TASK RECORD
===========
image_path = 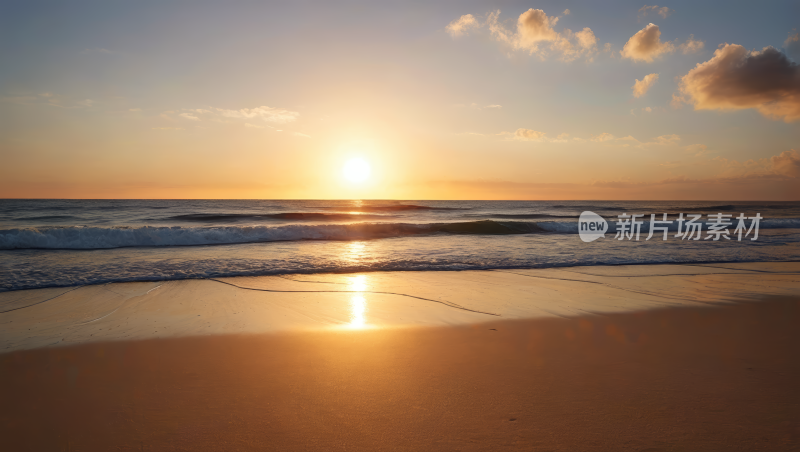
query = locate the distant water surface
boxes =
[1,200,798,291]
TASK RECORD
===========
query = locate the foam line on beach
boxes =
[3,263,800,354]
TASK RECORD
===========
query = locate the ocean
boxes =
[1,199,799,292]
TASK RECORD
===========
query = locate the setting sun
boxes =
[342,158,371,183]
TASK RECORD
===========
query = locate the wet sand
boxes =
[3,263,800,353]
[2,296,800,451]
[2,263,800,450]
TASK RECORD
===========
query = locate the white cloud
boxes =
[563,9,571,16]
[216,106,299,123]
[446,14,479,37]
[684,144,713,157]
[451,8,598,62]
[513,128,547,141]
[638,5,672,20]
[454,103,502,110]
[179,112,200,121]
[620,24,674,62]
[679,35,705,54]
[785,31,800,61]
[653,134,680,145]
[632,73,659,97]
[591,132,615,142]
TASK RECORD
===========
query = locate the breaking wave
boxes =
[0,221,540,250]
[165,212,390,222]
[1,218,797,250]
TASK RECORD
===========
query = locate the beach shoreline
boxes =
[2,294,799,451]
[2,262,800,450]
[2,262,800,353]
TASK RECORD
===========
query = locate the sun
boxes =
[342,158,371,183]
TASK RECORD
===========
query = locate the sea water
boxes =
[1,200,799,291]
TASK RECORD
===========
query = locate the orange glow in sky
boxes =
[0,3,797,200]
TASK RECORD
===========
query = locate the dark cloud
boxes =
[678,44,800,122]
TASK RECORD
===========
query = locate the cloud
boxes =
[454,103,502,110]
[653,134,680,145]
[591,132,615,142]
[679,35,705,54]
[591,150,800,190]
[476,9,597,61]
[513,128,546,141]
[583,133,680,146]
[684,144,713,157]
[632,73,659,97]
[786,32,800,61]
[563,9,571,15]
[216,106,299,123]
[620,24,675,62]
[676,44,800,122]
[770,149,800,177]
[244,123,263,129]
[659,161,681,169]
[152,127,184,130]
[638,5,672,20]
[713,149,800,180]
[128,108,141,112]
[292,132,311,138]
[446,14,479,37]
[179,112,200,121]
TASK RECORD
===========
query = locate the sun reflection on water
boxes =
[346,241,367,264]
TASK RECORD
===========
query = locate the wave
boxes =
[166,212,390,222]
[681,204,737,211]
[0,220,540,250]
[1,218,797,250]
[537,218,800,234]
[322,204,466,212]
[12,215,78,221]
[467,213,576,220]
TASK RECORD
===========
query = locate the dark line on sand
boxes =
[205,278,500,317]
[0,286,84,314]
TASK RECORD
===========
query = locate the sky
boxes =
[1,0,799,200]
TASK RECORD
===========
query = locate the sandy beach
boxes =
[2,263,800,450]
